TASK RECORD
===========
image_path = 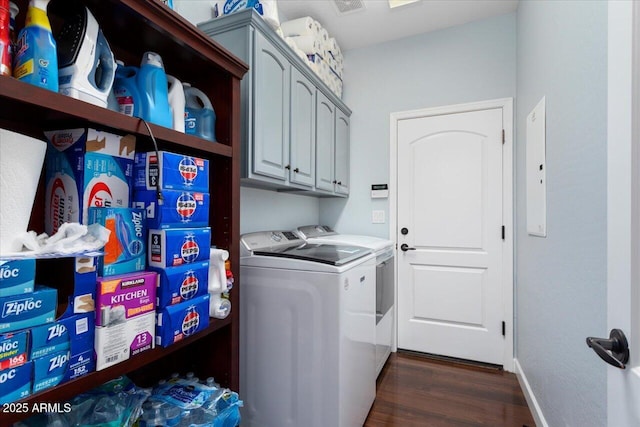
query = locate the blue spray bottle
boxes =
[13,0,58,92]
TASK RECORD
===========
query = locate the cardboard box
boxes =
[151,261,210,309]
[134,151,209,192]
[0,361,32,404]
[0,330,29,370]
[44,128,136,235]
[36,256,97,316]
[0,286,57,334]
[29,312,94,359]
[89,207,146,277]
[148,228,211,268]
[0,258,35,298]
[156,294,210,347]
[32,349,70,393]
[133,189,210,229]
[95,271,157,371]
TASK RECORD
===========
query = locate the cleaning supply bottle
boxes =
[113,60,140,117]
[13,0,58,92]
[137,51,172,128]
[167,74,185,133]
[183,82,216,142]
[0,0,10,76]
[8,2,17,68]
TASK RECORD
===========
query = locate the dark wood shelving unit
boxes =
[0,0,248,424]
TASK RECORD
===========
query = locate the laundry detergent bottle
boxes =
[167,74,185,133]
[184,83,216,142]
[13,0,58,92]
[113,60,140,117]
[137,51,172,128]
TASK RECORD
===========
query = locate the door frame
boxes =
[389,98,514,371]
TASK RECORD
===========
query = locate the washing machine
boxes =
[296,225,395,376]
[240,230,377,427]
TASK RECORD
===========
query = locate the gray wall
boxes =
[515,1,607,426]
[319,13,517,238]
[240,187,320,234]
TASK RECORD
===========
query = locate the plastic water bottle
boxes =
[167,74,185,133]
[13,0,58,91]
[183,83,216,142]
[138,51,172,128]
[113,60,140,117]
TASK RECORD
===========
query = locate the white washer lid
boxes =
[305,234,393,252]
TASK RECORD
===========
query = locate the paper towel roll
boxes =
[281,16,317,37]
[290,35,321,55]
[0,129,47,255]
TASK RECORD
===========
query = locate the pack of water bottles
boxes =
[136,372,242,427]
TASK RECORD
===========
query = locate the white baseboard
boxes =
[514,358,549,427]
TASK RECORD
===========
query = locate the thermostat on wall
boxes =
[371,184,389,199]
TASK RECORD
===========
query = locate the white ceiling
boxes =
[277,0,519,51]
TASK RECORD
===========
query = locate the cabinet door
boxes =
[334,109,350,195]
[253,31,290,180]
[315,91,335,192]
[290,67,315,187]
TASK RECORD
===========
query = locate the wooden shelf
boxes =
[0,317,232,425]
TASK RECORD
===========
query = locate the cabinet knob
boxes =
[337,181,342,185]
[332,180,337,184]
[285,164,291,170]
[294,168,299,173]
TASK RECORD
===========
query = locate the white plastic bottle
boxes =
[167,74,185,133]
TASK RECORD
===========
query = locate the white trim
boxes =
[389,97,514,371]
[515,358,549,427]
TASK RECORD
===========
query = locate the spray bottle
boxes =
[208,247,231,319]
[13,0,58,92]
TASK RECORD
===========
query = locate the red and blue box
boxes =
[133,189,210,229]
[134,151,209,192]
[148,227,211,268]
[0,330,29,370]
[150,261,210,309]
[156,294,210,347]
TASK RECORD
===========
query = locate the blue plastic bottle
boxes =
[13,0,58,92]
[138,51,172,128]
[183,83,216,142]
[113,61,141,117]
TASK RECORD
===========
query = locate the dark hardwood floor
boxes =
[364,352,536,427]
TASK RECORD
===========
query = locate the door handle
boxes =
[400,244,415,252]
[586,329,629,369]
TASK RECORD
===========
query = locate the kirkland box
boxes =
[95,271,157,371]
[0,361,32,404]
[0,258,35,297]
[0,285,57,334]
[44,128,136,235]
[134,151,209,192]
[0,330,29,370]
[89,207,146,277]
[148,227,211,268]
[151,261,210,309]
[133,189,210,229]
[156,294,210,347]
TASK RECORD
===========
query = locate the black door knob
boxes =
[401,227,409,235]
[586,329,629,369]
[400,243,415,252]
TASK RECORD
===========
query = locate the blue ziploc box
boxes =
[37,256,97,316]
[134,151,209,192]
[133,189,210,229]
[32,349,70,393]
[151,261,210,309]
[148,227,211,268]
[29,312,94,359]
[0,361,32,404]
[88,207,147,277]
[44,128,136,235]
[156,294,210,347]
[0,258,35,298]
[0,330,29,370]
[0,285,57,334]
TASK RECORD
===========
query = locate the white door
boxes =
[602,2,640,425]
[395,101,512,367]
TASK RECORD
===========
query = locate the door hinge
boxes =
[501,225,505,240]
[502,321,506,336]
[502,129,505,144]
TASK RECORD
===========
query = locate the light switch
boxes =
[372,210,385,224]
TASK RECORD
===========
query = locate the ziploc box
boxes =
[95,271,157,371]
[0,258,35,297]
[133,189,210,229]
[148,227,211,268]
[44,128,136,235]
[32,349,70,393]
[0,330,29,370]
[37,256,97,315]
[0,361,32,404]
[0,285,57,334]
[151,261,210,309]
[89,207,147,277]
[156,294,210,347]
[134,151,209,192]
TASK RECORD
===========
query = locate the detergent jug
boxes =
[167,74,185,133]
[184,83,216,142]
[113,60,140,117]
[138,51,172,128]
[13,0,58,92]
